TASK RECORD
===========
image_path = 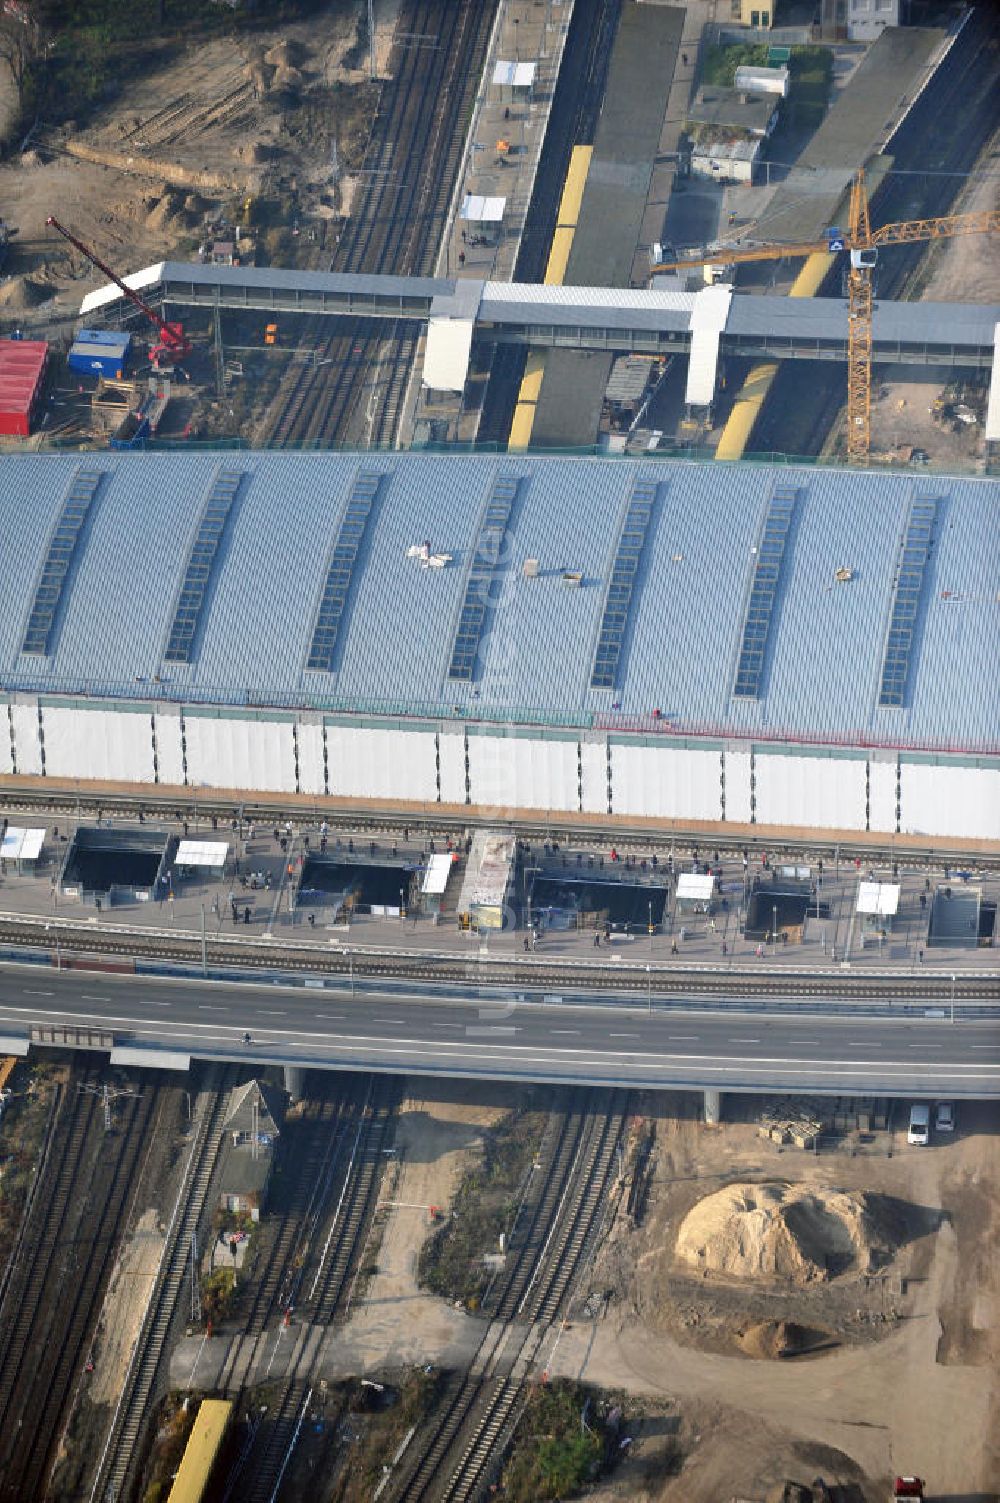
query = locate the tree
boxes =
[0,17,36,113]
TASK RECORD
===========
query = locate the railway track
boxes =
[89,1066,234,1503]
[0,1060,161,1502]
[2,913,995,1005]
[264,0,494,449]
[219,1077,399,1503]
[213,1072,371,1402]
[2,784,993,874]
[386,1089,629,1502]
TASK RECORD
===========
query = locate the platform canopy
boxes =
[421,852,454,895]
[856,881,900,917]
[460,194,506,223]
[174,839,229,868]
[1,827,44,861]
[676,872,716,902]
[493,59,536,88]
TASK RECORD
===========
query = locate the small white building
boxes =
[734,65,789,99]
[690,137,762,184]
[845,0,903,43]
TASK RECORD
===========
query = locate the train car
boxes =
[166,1397,233,1503]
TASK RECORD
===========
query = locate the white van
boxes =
[907,1103,930,1146]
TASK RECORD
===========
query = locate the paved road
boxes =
[1,965,998,1097]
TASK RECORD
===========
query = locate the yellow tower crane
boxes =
[652,170,1000,462]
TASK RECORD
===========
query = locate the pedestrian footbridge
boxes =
[81,261,1000,410]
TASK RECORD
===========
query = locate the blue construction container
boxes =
[68,329,131,379]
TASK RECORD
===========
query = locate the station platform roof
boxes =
[2,452,998,758]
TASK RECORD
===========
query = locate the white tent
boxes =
[174,839,229,869]
[460,195,506,223]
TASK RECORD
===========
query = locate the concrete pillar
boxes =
[703,1089,722,1125]
[284,1065,305,1102]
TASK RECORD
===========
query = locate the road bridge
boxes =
[80,264,1000,400]
[1,962,997,1102]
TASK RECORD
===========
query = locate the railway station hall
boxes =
[1,450,998,844]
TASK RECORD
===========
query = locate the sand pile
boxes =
[0,275,48,310]
[676,1182,900,1284]
[145,192,198,232]
[738,1319,827,1360]
[264,39,304,69]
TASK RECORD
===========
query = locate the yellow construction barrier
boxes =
[715,251,833,461]
[509,145,593,450]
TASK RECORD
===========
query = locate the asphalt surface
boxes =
[1,965,998,1099]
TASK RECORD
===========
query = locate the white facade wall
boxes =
[580,739,607,814]
[867,754,898,834]
[467,735,578,812]
[10,699,43,776]
[754,752,867,831]
[724,747,753,824]
[438,730,467,805]
[325,725,438,802]
[296,719,326,796]
[154,709,185,787]
[0,705,13,775]
[900,762,1000,841]
[610,743,722,821]
[183,714,297,793]
[41,705,156,783]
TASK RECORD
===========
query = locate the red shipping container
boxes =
[0,340,48,437]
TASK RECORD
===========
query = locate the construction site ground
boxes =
[863,127,1000,474]
[550,1092,1000,1501]
[0,1,402,441]
[166,1079,1000,1499]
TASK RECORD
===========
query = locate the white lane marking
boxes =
[551,1029,580,1036]
[433,1022,463,1030]
[199,1005,226,1012]
[2,1006,996,1078]
[25,989,54,997]
[258,1010,287,1017]
[610,1032,640,1039]
[909,1044,943,1050]
[316,1014,346,1020]
[970,1044,1000,1050]
[669,1034,698,1041]
[374,1018,398,1025]
[81,995,109,1002]
[730,1037,760,1044]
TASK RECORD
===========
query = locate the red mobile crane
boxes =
[47,216,192,370]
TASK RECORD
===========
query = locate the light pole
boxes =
[646,963,652,1016]
[648,899,654,960]
[951,973,956,1025]
[399,887,405,921]
[200,902,207,978]
[772,903,778,954]
[522,865,540,935]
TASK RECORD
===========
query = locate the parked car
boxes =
[907,1103,930,1146]
[935,1101,955,1133]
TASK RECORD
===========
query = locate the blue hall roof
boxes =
[0,452,997,756]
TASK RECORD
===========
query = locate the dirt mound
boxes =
[145,192,198,232]
[264,39,304,69]
[272,64,304,89]
[0,274,48,309]
[20,149,43,168]
[764,1485,814,1503]
[738,1319,828,1360]
[675,1182,900,1284]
